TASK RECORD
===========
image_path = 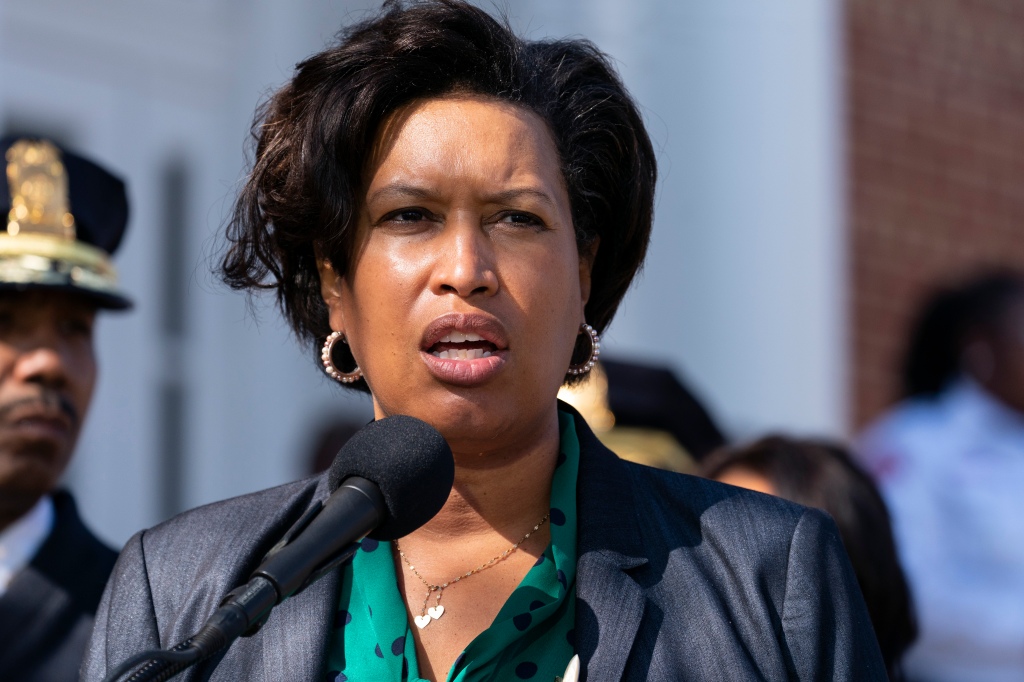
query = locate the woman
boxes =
[85,1,885,680]
[702,436,918,680]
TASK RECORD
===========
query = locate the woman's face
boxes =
[319,95,594,452]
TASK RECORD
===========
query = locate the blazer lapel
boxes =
[576,551,647,681]
[256,473,341,682]
[0,492,115,674]
[0,562,74,669]
[196,474,342,682]
[257,564,341,682]
[567,404,650,682]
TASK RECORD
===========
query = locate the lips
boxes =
[0,395,76,443]
[420,313,509,386]
[0,406,73,447]
[422,313,509,355]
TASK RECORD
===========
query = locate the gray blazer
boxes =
[84,408,886,681]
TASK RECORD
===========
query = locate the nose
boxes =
[430,221,499,298]
[11,334,70,389]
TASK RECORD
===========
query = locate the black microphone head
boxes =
[326,415,454,540]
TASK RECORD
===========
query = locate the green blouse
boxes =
[324,410,580,681]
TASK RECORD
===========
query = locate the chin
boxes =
[401,390,496,426]
[407,390,553,452]
[0,468,57,518]
[372,365,561,438]
[0,437,68,483]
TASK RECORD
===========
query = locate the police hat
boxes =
[0,136,131,309]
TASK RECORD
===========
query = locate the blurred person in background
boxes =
[0,136,131,680]
[857,270,1024,682]
[597,358,726,463]
[557,359,726,473]
[702,436,918,680]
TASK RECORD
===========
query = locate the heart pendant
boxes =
[414,614,431,629]
[558,654,580,682]
[427,605,445,620]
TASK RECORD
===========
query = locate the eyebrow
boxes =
[366,184,436,205]
[485,188,558,210]
[366,184,558,209]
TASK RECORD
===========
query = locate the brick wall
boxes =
[847,0,1024,427]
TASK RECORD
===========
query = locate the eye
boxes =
[58,314,94,339]
[379,208,432,224]
[497,211,545,228]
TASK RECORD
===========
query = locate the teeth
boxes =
[438,331,484,343]
[432,348,492,360]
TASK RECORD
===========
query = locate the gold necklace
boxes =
[395,513,549,629]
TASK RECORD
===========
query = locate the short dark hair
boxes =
[901,270,1024,398]
[702,436,918,680]
[221,0,656,388]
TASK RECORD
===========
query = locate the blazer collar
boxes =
[0,555,74,669]
[256,565,340,682]
[566,403,649,681]
[264,472,340,682]
[253,410,652,682]
[196,473,341,682]
[32,491,116,612]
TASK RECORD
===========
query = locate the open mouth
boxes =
[420,314,509,385]
[428,331,499,360]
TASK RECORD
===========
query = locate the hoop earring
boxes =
[567,323,601,376]
[321,331,363,384]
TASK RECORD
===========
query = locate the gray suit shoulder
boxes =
[613,460,885,680]
[86,474,326,678]
[140,474,322,558]
[618,459,818,557]
[137,475,323,613]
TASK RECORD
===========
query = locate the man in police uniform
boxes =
[0,136,131,680]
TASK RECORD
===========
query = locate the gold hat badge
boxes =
[1,139,123,300]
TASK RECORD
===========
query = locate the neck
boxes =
[0,491,44,534]
[412,406,561,543]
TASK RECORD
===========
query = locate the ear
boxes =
[578,236,600,311]
[316,256,347,334]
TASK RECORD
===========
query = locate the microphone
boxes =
[255,414,455,599]
[103,414,454,682]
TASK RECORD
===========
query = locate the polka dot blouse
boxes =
[325,410,580,681]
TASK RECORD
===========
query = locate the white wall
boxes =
[0,0,845,546]
[506,0,847,440]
